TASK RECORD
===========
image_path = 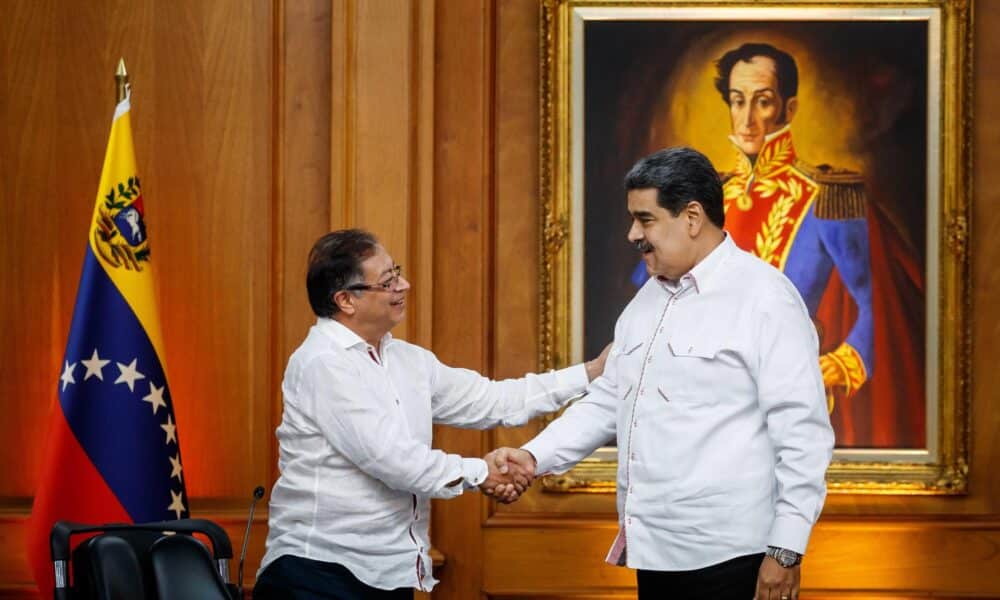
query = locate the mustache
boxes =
[633,239,654,253]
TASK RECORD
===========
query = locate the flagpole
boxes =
[116,58,128,102]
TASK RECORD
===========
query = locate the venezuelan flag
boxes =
[26,86,188,593]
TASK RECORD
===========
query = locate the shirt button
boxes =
[627,517,632,525]
[639,388,645,396]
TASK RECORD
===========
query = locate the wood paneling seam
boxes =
[269,0,285,493]
[408,0,420,345]
[346,0,356,228]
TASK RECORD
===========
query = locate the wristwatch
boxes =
[766,546,802,568]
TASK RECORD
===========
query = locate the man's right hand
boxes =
[480,447,537,502]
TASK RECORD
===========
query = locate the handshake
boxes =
[479,447,538,503]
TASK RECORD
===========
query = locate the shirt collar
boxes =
[655,233,735,297]
[316,317,393,350]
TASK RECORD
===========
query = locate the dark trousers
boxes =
[637,553,765,600]
[253,555,414,600]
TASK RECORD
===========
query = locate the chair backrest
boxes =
[71,535,145,600]
[50,519,237,600]
[149,535,232,600]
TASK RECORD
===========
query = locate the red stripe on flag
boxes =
[26,403,131,594]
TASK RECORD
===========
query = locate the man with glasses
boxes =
[254,229,609,600]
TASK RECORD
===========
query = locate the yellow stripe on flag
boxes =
[87,93,168,368]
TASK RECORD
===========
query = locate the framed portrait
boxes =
[537,0,971,494]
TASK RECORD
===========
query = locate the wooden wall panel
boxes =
[276,0,333,474]
[430,1,494,599]
[495,0,541,382]
[0,0,274,502]
[481,520,1000,597]
[352,0,413,249]
[0,0,277,591]
[330,0,434,347]
[970,0,1000,516]
[148,0,273,502]
[1,0,111,502]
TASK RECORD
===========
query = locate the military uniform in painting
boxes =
[721,126,871,411]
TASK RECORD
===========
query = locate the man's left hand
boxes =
[585,342,613,381]
[754,556,800,600]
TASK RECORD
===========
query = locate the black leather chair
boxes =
[50,519,239,599]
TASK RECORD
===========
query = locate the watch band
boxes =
[766,545,802,568]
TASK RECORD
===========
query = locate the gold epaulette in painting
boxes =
[795,159,867,220]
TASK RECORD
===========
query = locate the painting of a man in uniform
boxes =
[584,21,927,448]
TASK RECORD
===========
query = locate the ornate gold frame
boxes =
[538,0,972,494]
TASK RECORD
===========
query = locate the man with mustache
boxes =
[629,43,873,419]
[496,148,834,600]
[254,229,608,599]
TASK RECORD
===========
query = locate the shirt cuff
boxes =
[767,513,814,555]
[520,436,559,476]
[461,457,488,490]
[557,363,590,391]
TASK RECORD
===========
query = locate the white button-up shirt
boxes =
[260,318,588,590]
[524,235,834,571]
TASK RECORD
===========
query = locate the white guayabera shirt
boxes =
[524,234,834,571]
[260,318,588,591]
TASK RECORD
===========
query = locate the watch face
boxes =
[776,550,799,567]
[768,547,800,567]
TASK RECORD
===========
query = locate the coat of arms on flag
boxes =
[94,175,150,270]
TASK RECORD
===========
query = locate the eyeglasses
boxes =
[344,265,403,293]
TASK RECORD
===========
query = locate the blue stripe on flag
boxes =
[59,249,186,522]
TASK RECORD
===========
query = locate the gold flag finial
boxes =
[115,58,129,103]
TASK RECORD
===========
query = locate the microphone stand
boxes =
[238,486,265,597]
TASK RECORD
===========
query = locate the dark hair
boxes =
[714,42,798,106]
[306,229,379,317]
[624,147,725,228]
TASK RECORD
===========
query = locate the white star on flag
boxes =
[143,382,167,414]
[60,361,77,392]
[167,489,186,519]
[81,348,110,381]
[169,454,183,483]
[114,358,146,392]
[161,414,177,445]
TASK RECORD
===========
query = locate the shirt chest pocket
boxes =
[609,337,645,402]
[660,329,728,406]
